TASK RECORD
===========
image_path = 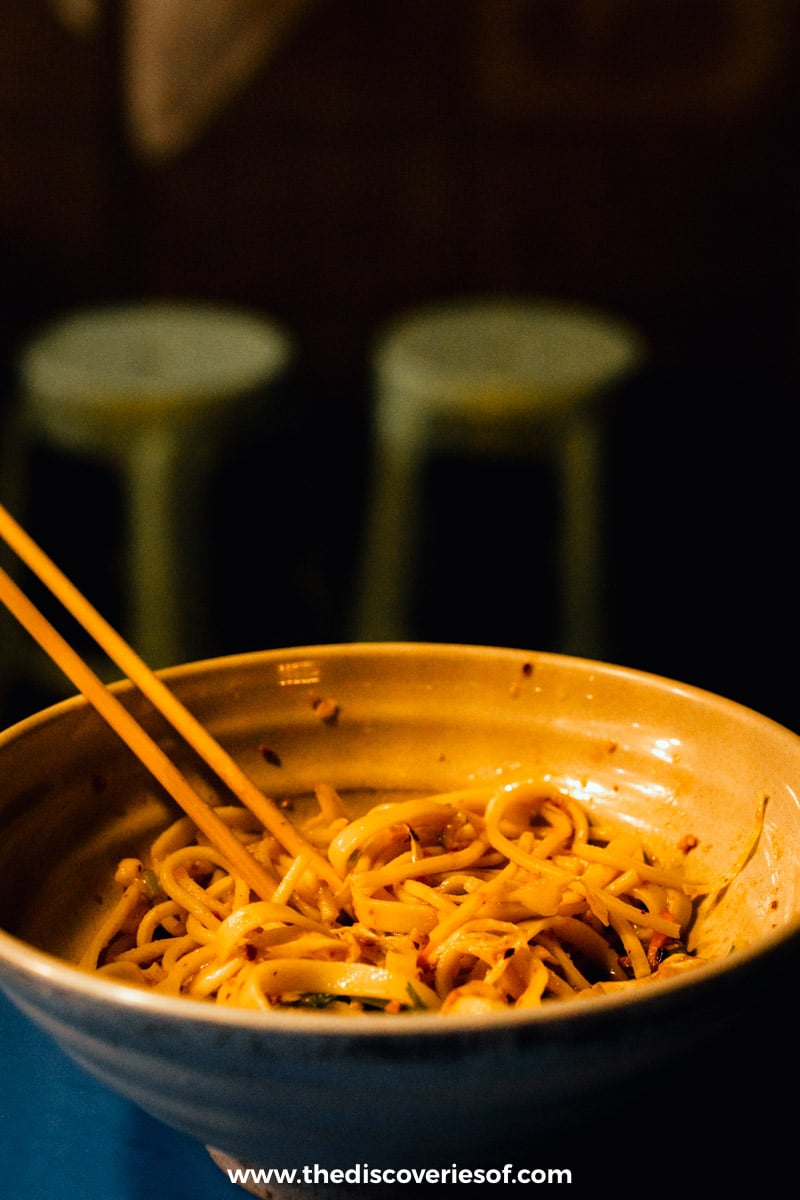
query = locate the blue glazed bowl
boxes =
[1,644,799,1197]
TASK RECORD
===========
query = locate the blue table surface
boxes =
[0,992,233,1200]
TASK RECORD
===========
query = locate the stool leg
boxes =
[558,412,605,659]
[125,428,211,669]
[353,434,422,642]
[0,412,23,700]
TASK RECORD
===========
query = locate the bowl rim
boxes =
[1,641,799,1039]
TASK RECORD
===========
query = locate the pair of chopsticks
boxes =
[0,504,341,900]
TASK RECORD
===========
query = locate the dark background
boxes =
[1,0,799,730]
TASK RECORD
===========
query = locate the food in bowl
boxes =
[85,778,714,1015]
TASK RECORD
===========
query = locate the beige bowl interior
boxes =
[1,642,799,994]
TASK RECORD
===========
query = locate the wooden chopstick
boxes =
[0,561,280,900]
[0,504,342,894]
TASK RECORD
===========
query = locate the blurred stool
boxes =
[2,301,293,685]
[353,296,644,656]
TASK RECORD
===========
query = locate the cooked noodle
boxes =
[84,782,709,1014]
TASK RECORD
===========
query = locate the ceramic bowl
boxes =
[1,643,799,1198]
